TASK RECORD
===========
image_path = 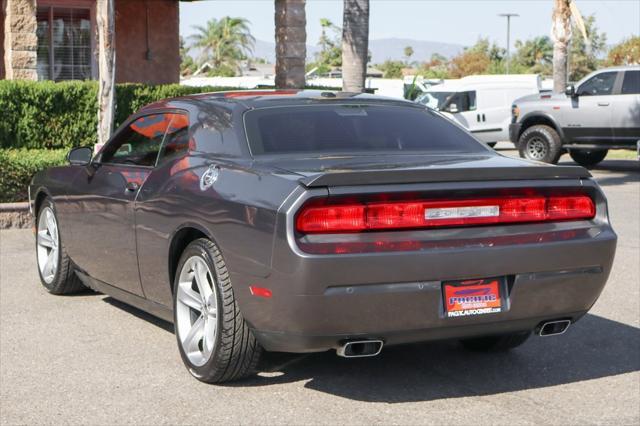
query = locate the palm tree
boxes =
[515,36,553,74]
[551,0,572,92]
[190,17,255,74]
[274,0,307,89]
[342,0,370,92]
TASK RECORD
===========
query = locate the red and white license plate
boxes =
[443,278,504,318]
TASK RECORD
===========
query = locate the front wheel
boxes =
[173,238,262,383]
[518,125,562,164]
[35,198,84,294]
[460,331,531,352]
[569,149,608,168]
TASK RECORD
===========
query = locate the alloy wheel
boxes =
[526,137,548,160]
[175,256,218,367]
[36,207,59,284]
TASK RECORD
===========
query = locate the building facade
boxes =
[1,0,181,84]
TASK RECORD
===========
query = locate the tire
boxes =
[569,149,608,168]
[487,142,497,148]
[460,331,531,352]
[35,198,84,295]
[173,238,262,383]
[518,125,563,164]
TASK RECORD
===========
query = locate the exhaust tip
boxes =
[337,340,384,358]
[538,319,571,336]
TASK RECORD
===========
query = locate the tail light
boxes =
[296,194,595,234]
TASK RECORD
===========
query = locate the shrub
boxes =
[0,81,238,150]
[0,149,67,203]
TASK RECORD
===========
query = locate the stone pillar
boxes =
[3,0,38,80]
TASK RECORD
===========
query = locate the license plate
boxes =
[443,278,503,318]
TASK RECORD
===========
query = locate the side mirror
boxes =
[67,146,93,166]
[447,103,459,113]
[565,84,576,97]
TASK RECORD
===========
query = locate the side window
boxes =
[101,114,170,166]
[157,113,190,166]
[577,71,618,96]
[467,91,477,111]
[621,71,640,95]
[448,93,469,112]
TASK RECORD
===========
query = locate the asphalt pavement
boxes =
[1,148,639,425]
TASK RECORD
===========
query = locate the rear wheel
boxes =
[35,198,84,295]
[569,149,608,168]
[173,238,262,383]
[518,125,562,164]
[460,331,531,352]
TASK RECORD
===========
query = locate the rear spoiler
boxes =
[300,165,591,187]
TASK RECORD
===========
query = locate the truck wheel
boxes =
[460,331,531,352]
[173,238,263,383]
[569,149,608,168]
[518,125,562,164]
[35,198,85,295]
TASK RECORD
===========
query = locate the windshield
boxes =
[244,104,485,155]
[415,91,455,110]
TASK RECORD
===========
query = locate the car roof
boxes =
[138,89,419,113]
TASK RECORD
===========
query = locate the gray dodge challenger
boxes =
[29,90,617,383]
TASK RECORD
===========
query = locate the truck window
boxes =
[621,71,640,95]
[577,71,617,96]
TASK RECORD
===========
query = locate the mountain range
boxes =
[251,37,464,64]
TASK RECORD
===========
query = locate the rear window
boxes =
[244,104,486,155]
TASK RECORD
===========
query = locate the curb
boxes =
[0,202,31,229]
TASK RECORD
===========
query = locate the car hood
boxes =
[255,153,591,187]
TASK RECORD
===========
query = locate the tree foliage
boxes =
[189,17,255,76]
[378,60,405,79]
[607,36,640,66]
[513,36,553,75]
[567,15,608,82]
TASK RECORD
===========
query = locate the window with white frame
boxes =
[36,5,94,81]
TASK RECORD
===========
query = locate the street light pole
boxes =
[499,13,519,74]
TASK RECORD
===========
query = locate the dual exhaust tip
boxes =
[337,340,384,358]
[336,320,570,357]
[538,319,571,336]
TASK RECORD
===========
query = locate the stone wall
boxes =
[3,0,38,80]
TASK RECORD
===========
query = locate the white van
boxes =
[416,74,542,145]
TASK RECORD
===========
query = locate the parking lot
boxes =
[1,148,638,425]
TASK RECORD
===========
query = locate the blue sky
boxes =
[180,0,640,49]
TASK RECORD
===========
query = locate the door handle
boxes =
[597,102,610,106]
[125,181,139,192]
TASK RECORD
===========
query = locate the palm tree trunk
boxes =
[97,0,116,148]
[274,0,306,89]
[342,0,369,92]
[551,0,571,93]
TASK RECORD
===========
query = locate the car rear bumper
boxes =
[509,123,521,144]
[230,179,617,353]
[236,225,616,353]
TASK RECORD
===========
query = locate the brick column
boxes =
[4,0,38,80]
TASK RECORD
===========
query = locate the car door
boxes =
[469,89,507,143]
[611,70,640,144]
[563,71,619,143]
[64,113,172,295]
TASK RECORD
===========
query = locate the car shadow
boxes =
[102,296,174,333]
[100,297,639,403]
[235,314,639,402]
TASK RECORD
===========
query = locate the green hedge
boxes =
[0,81,238,150]
[0,149,67,202]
